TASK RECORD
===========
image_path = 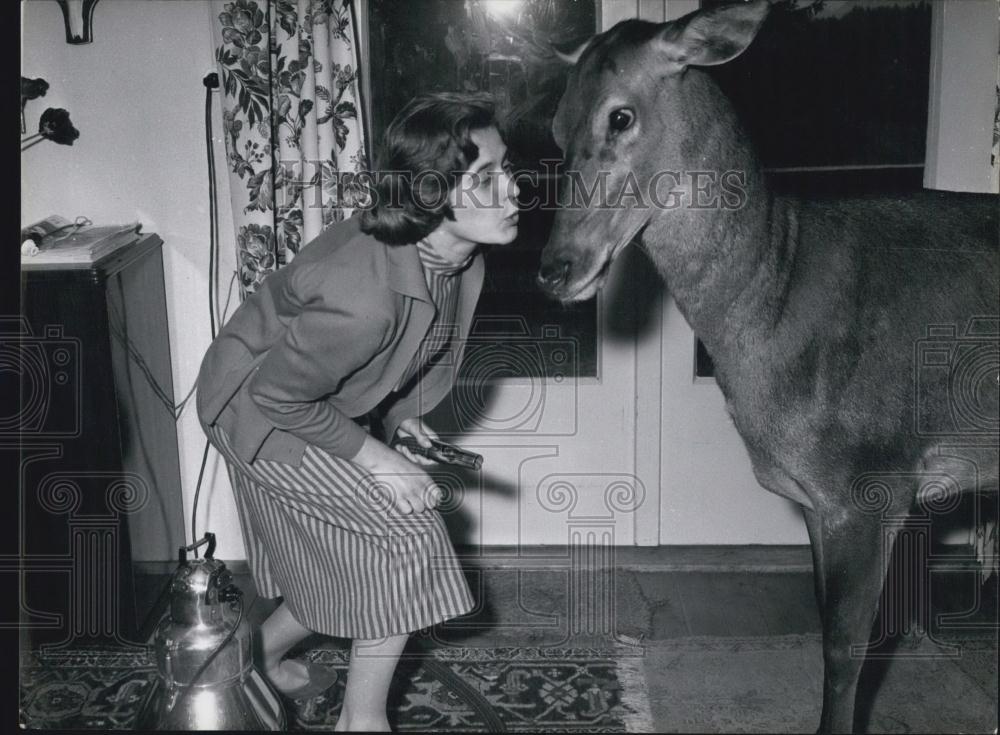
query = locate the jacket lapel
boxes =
[379,248,486,439]
[380,243,434,394]
[456,251,485,342]
[386,241,431,303]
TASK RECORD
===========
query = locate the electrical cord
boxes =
[205,71,220,341]
[106,269,237,424]
[191,440,211,562]
[191,71,222,560]
[122,72,237,647]
[101,71,233,435]
[145,77,237,711]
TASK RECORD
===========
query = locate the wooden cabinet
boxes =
[18,235,185,649]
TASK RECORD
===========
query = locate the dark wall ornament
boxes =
[21,77,80,152]
[56,0,101,44]
[21,77,49,134]
[21,108,80,151]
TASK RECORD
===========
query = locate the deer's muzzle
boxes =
[537,258,571,292]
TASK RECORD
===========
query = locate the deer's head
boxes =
[537,0,770,302]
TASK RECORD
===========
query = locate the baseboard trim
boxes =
[137,544,987,577]
[451,545,815,573]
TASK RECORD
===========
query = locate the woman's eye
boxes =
[608,108,634,133]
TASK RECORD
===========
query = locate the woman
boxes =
[196,92,519,731]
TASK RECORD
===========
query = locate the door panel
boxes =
[428,249,647,546]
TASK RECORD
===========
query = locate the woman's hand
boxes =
[393,417,440,467]
[350,432,441,514]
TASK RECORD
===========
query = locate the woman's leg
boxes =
[259,600,314,690]
[335,634,409,732]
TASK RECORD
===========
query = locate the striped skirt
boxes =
[206,423,474,639]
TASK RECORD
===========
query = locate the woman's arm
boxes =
[246,299,387,459]
[246,295,441,514]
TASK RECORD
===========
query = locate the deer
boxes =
[536,1,999,732]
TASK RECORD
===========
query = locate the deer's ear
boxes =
[553,37,592,66]
[658,0,770,68]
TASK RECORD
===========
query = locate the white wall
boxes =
[21,0,244,560]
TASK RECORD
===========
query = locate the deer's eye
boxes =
[608,108,634,133]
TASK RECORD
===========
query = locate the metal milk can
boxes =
[136,533,285,731]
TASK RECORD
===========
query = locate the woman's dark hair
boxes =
[361,92,498,245]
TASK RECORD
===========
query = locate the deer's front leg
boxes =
[802,503,907,734]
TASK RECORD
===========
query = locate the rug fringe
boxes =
[615,648,655,733]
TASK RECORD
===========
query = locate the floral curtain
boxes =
[212,0,368,298]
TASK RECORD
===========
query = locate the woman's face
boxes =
[437,126,520,248]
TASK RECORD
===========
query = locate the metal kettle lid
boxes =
[169,533,235,625]
[170,556,228,598]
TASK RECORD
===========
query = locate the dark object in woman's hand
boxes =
[394,437,483,470]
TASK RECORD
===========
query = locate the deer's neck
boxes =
[641,71,792,361]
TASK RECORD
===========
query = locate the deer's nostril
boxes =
[538,259,571,288]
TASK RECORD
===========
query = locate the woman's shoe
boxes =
[267,659,339,700]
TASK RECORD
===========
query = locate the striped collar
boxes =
[416,239,474,276]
